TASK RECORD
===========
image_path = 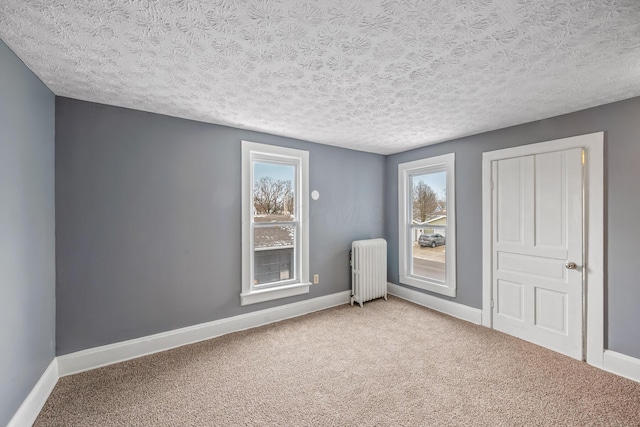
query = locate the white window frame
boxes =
[398,153,457,297]
[241,141,310,306]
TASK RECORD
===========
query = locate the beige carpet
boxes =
[36,297,640,426]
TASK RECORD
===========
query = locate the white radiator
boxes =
[350,238,387,307]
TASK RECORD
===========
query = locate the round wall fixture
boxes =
[311,190,320,200]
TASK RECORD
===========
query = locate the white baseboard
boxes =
[388,282,482,325]
[7,358,58,427]
[602,350,640,383]
[58,290,351,377]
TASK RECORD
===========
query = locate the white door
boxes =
[492,148,583,359]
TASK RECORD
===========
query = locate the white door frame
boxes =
[481,132,604,368]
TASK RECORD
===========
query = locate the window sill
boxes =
[400,275,456,297]
[240,282,311,306]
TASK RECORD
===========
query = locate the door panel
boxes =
[497,279,524,322]
[492,148,583,359]
[496,157,524,244]
[535,152,566,247]
[497,252,566,279]
[535,288,567,333]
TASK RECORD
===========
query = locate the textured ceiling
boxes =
[1,1,640,154]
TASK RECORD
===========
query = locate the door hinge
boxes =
[491,180,494,191]
[491,299,494,309]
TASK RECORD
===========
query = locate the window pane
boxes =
[410,170,447,282]
[253,162,295,222]
[412,226,446,282]
[254,225,295,285]
[411,171,446,223]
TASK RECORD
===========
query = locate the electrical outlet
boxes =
[313,274,319,284]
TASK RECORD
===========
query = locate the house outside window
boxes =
[241,141,310,305]
[398,153,457,297]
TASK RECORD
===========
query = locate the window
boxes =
[241,141,310,305]
[398,153,456,296]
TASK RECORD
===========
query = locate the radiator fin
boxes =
[351,238,387,307]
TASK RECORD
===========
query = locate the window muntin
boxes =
[398,153,456,297]
[241,141,310,305]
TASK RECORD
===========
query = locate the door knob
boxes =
[565,262,577,270]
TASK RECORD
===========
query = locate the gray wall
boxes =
[0,41,56,425]
[55,97,385,355]
[385,96,640,359]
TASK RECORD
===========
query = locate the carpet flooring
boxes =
[36,297,640,426]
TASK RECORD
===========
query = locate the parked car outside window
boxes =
[418,233,446,248]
